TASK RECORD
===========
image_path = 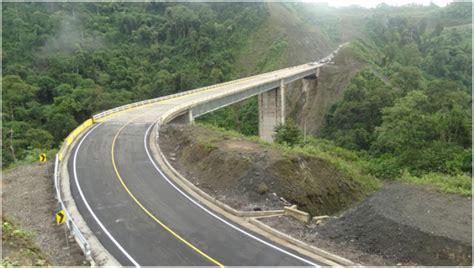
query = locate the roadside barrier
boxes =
[53,154,92,259]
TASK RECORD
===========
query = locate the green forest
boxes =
[2,2,268,167]
[1,2,472,194]
[321,3,472,179]
[200,2,472,193]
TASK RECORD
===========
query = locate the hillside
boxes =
[200,2,472,192]
[235,3,334,76]
[159,124,471,266]
[1,2,349,168]
[159,124,379,216]
[1,2,270,167]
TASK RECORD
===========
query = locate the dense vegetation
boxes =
[322,2,472,179]
[2,2,268,167]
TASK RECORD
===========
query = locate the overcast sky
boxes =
[305,0,453,8]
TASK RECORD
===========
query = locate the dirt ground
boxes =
[261,182,472,266]
[2,162,86,266]
[159,124,370,216]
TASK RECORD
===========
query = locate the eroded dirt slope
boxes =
[159,124,371,216]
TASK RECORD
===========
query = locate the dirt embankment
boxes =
[261,183,472,266]
[2,163,86,266]
[159,124,370,216]
[160,125,472,266]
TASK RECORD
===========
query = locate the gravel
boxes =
[2,162,87,266]
[261,182,472,266]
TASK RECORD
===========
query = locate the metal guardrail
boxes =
[53,154,92,259]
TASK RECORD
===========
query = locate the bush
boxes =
[256,182,269,194]
[273,119,303,146]
[400,172,472,196]
[366,154,403,179]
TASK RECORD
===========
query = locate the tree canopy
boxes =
[322,2,472,177]
[1,2,269,167]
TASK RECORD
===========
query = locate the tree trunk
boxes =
[9,128,17,163]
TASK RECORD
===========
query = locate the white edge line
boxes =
[73,122,140,267]
[144,123,321,267]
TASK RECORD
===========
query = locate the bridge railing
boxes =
[91,66,290,121]
[158,64,320,124]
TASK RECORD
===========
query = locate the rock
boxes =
[170,157,176,161]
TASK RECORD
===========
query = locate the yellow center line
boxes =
[110,117,224,268]
[104,67,307,265]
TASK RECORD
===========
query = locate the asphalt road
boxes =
[69,63,329,266]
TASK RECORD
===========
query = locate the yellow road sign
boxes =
[39,153,47,162]
[56,209,66,225]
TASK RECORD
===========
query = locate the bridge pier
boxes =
[303,68,319,92]
[258,80,285,142]
[171,110,194,124]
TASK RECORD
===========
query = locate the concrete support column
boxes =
[171,110,194,124]
[258,81,286,142]
[302,78,311,93]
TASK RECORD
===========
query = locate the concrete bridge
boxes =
[166,45,345,141]
[168,63,321,141]
[54,44,349,266]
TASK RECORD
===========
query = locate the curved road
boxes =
[69,64,327,266]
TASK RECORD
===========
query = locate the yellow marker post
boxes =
[39,153,47,162]
[56,209,66,225]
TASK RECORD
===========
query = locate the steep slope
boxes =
[286,46,367,136]
[235,3,334,76]
[202,3,370,137]
[160,124,377,216]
